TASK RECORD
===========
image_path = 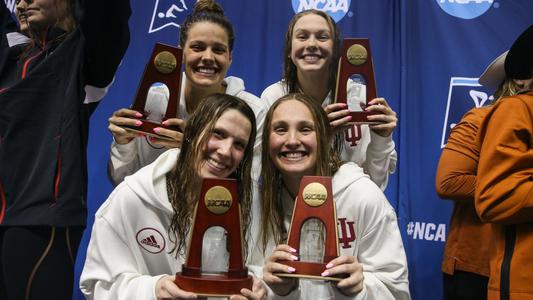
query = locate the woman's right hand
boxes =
[324,103,352,134]
[108,108,144,145]
[262,244,299,296]
[155,275,197,299]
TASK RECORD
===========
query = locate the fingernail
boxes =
[162,120,169,125]
[326,263,333,268]
[321,271,330,277]
[153,127,161,133]
[348,115,352,120]
[291,255,298,261]
[288,267,296,273]
[135,120,142,126]
[149,136,156,142]
[135,112,143,118]
[289,247,297,253]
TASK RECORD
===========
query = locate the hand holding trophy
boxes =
[122,43,183,140]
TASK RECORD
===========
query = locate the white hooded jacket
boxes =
[249,163,410,300]
[109,75,266,185]
[81,149,243,299]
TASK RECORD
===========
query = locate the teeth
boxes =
[197,68,215,74]
[303,55,320,63]
[208,158,226,170]
[282,152,305,160]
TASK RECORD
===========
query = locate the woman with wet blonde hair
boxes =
[255,93,410,299]
[81,94,265,299]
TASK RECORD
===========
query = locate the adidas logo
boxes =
[141,235,161,249]
[136,228,165,254]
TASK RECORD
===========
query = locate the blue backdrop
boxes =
[4,0,532,299]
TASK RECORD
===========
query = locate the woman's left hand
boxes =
[229,276,266,300]
[322,256,364,297]
[365,98,397,137]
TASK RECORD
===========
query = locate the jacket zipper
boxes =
[0,182,5,223]
[500,225,516,300]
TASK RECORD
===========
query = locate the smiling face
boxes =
[15,0,65,33]
[183,21,232,90]
[197,108,251,179]
[269,100,318,180]
[290,13,334,76]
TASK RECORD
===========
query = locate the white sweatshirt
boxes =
[109,75,267,185]
[248,163,410,300]
[261,81,397,190]
[81,149,252,299]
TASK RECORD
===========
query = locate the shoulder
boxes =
[95,182,140,221]
[260,81,288,107]
[333,163,388,209]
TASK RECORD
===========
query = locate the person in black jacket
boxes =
[0,0,130,299]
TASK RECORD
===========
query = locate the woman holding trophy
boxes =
[80,94,265,299]
[256,93,410,299]
[107,0,266,185]
[261,10,397,190]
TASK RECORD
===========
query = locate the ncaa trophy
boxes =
[275,176,346,281]
[175,178,253,297]
[123,43,182,140]
[334,38,380,124]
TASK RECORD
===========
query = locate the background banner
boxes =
[4,0,532,299]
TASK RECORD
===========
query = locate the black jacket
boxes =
[0,0,131,226]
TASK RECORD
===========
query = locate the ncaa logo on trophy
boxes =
[149,0,195,33]
[292,0,352,23]
[436,0,496,20]
[440,77,494,148]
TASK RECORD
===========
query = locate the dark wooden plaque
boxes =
[275,176,346,281]
[334,38,380,124]
[123,43,182,140]
[175,178,253,297]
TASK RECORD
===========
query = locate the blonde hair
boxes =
[260,93,342,252]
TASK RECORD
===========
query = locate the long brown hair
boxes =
[282,10,340,100]
[166,93,256,257]
[179,0,234,51]
[260,93,342,252]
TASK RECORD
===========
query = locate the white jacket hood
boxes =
[224,76,246,95]
[332,162,369,196]
[123,148,180,215]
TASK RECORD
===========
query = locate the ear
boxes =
[228,51,233,66]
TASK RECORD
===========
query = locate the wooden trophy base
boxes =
[274,260,346,282]
[123,119,180,142]
[175,272,253,297]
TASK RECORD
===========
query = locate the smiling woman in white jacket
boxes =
[261,10,397,190]
[80,94,265,300]
[255,93,410,300]
[107,0,266,186]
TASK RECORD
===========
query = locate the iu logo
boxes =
[337,218,356,249]
[149,0,195,33]
[344,124,362,147]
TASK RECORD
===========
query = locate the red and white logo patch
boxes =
[136,228,166,254]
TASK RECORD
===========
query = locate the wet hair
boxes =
[282,10,341,100]
[179,0,235,51]
[166,93,256,257]
[259,93,342,251]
